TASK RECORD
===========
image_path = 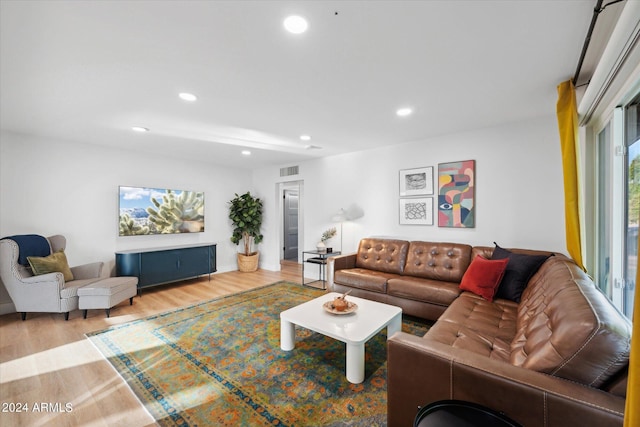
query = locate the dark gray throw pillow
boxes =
[491,243,552,302]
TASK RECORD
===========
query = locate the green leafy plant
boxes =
[321,227,337,243]
[228,192,264,255]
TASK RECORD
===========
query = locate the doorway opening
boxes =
[279,181,303,263]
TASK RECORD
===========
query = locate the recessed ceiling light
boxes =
[284,15,308,34]
[179,92,197,102]
[300,134,311,141]
[241,150,251,156]
[132,126,149,132]
[396,107,413,117]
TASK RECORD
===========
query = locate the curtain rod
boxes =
[572,0,625,86]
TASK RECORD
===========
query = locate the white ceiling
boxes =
[0,1,624,169]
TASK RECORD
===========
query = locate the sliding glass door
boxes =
[597,124,612,300]
[595,92,639,319]
[624,94,639,317]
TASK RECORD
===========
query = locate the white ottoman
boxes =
[78,277,138,318]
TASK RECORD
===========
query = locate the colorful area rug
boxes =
[87,281,429,426]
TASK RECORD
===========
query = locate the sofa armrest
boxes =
[326,253,357,290]
[70,261,104,280]
[21,271,64,288]
[11,273,67,311]
[387,332,625,427]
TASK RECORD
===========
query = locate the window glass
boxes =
[624,93,639,317]
[597,124,612,299]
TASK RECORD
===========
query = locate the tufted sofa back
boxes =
[404,241,472,282]
[355,238,410,274]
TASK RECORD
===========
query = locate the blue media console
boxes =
[116,243,217,290]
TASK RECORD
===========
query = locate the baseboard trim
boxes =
[259,262,280,272]
[216,263,280,273]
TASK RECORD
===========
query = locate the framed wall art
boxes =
[399,166,433,197]
[118,186,205,236]
[399,197,433,225]
[438,160,475,228]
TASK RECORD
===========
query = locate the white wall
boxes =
[0,115,567,311]
[253,115,567,271]
[0,131,251,312]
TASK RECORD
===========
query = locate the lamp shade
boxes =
[346,205,364,221]
[331,208,347,222]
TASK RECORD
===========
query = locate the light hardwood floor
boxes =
[0,263,303,427]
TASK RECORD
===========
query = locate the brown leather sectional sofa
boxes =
[326,238,631,427]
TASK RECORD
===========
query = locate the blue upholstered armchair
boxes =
[0,235,104,320]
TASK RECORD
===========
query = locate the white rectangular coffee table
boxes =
[280,292,402,384]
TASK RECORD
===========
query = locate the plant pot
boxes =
[237,252,259,272]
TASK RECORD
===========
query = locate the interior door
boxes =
[283,189,299,260]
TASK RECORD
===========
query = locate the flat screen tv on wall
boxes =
[118,186,205,236]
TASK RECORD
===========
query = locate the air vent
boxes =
[280,165,299,177]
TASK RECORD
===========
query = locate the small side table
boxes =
[302,250,341,290]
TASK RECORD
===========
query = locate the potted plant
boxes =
[317,227,337,253]
[228,192,264,272]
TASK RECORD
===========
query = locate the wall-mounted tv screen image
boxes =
[119,186,205,236]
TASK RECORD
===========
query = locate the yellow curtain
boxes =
[624,223,640,426]
[556,80,585,270]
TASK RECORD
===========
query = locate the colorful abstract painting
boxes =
[438,160,475,227]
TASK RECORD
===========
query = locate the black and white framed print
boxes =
[399,166,434,197]
[399,197,433,225]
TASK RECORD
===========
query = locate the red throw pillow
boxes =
[459,255,509,301]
